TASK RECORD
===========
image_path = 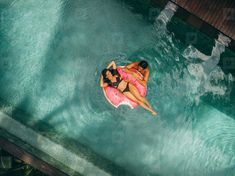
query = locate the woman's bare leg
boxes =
[128,83,153,109]
[123,92,157,116]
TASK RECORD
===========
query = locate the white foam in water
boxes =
[184,33,233,99]
[155,1,178,30]
[183,34,231,61]
[186,64,231,101]
[217,33,231,47]
[183,45,210,61]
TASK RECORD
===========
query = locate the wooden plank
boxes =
[175,0,187,7]
[173,0,235,40]
[216,1,225,27]
[209,0,220,26]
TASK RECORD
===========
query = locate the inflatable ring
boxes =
[103,66,147,109]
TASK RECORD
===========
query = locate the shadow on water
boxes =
[10,96,57,134]
[0,1,137,174]
[26,0,137,175]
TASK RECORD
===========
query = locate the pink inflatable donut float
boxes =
[103,66,147,109]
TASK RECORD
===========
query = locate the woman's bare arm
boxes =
[123,67,135,74]
[125,62,139,69]
[143,69,150,83]
[106,60,117,69]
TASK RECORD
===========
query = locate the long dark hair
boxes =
[102,68,117,84]
[101,69,109,84]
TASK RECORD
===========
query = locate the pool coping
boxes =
[0,112,110,176]
[0,136,67,176]
[0,111,116,176]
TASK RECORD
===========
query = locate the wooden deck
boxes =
[173,0,235,40]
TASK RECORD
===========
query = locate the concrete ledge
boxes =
[0,111,111,176]
[0,137,67,176]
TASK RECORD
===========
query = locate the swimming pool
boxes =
[0,0,235,175]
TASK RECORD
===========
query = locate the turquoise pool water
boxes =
[0,0,235,175]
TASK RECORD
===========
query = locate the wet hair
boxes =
[102,69,108,78]
[138,60,148,69]
[102,69,110,84]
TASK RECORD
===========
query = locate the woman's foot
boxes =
[151,111,157,116]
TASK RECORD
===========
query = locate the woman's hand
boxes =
[106,60,116,69]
